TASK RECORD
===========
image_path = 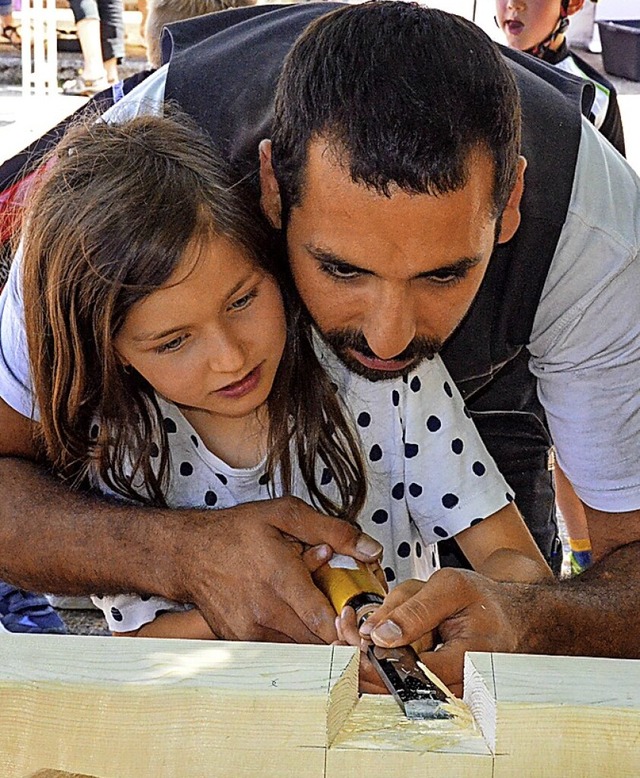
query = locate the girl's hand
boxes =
[334,605,388,694]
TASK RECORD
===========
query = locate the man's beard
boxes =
[321,328,443,382]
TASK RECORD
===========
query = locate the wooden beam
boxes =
[2,634,640,777]
[464,652,640,777]
[0,634,358,777]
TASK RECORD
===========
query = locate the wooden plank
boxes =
[0,634,358,777]
[464,652,640,777]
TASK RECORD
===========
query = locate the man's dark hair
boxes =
[271,2,522,217]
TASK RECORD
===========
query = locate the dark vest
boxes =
[164,4,594,567]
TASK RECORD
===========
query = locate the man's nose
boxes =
[362,291,416,360]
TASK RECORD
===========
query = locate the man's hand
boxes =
[181,496,382,645]
[358,569,524,696]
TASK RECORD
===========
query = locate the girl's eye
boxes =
[229,288,258,311]
[320,261,361,280]
[156,334,188,354]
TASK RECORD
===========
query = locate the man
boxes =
[0,4,639,690]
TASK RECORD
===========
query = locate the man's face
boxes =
[261,139,524,382]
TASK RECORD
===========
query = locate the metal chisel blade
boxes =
[367,644,452,720]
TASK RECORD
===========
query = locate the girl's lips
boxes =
[216,364,262,399]
[505,20,524,35]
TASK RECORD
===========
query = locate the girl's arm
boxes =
[114,608,218,639]
[455,503,553,583]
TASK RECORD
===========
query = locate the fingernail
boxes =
[341,606,351,619]
[372,620,403,645]
[316,544,332,561]
[356,534,383,558]
[359,620,372,636]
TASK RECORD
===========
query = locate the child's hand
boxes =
[334,605,389,694]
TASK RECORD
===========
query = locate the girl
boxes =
[20,113,551,641]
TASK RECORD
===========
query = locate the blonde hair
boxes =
[146,0,256,67]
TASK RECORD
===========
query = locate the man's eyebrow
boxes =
[305,245,370,273]
[415,255,483,279]
[305,244,483,279]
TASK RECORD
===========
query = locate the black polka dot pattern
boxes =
[442,493,459,509]
[372,509,389,524]
[506,493,514,502]
[404,442,419,458]
[369,444,383,462]
[392,482,405,500]
[357,412,371,427]
[451,438,464,455]
[149,442,159,458]
[470,518,483,527]
[99,350,516,629]
[110,607,123,622]
[90,424,99,440]
[426,415,442,432]
[472,461,486,476]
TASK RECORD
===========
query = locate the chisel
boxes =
[314,554,452,720]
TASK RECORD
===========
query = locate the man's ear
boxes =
[566,0,586,17]
[497,156,527,245]
[259,139,282,230]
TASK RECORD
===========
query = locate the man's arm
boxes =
[359,507,640,695]
[0,398,382,643]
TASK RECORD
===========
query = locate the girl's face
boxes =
[495,0,562,51]
[115,235,287,425]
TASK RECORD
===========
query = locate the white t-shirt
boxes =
[89,344,512,632]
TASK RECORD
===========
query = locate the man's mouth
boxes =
[348,348,415,373]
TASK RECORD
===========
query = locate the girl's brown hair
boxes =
[22,112,365,520]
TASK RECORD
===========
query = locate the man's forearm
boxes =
[516,541,640,658]
[0,457,188,599]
